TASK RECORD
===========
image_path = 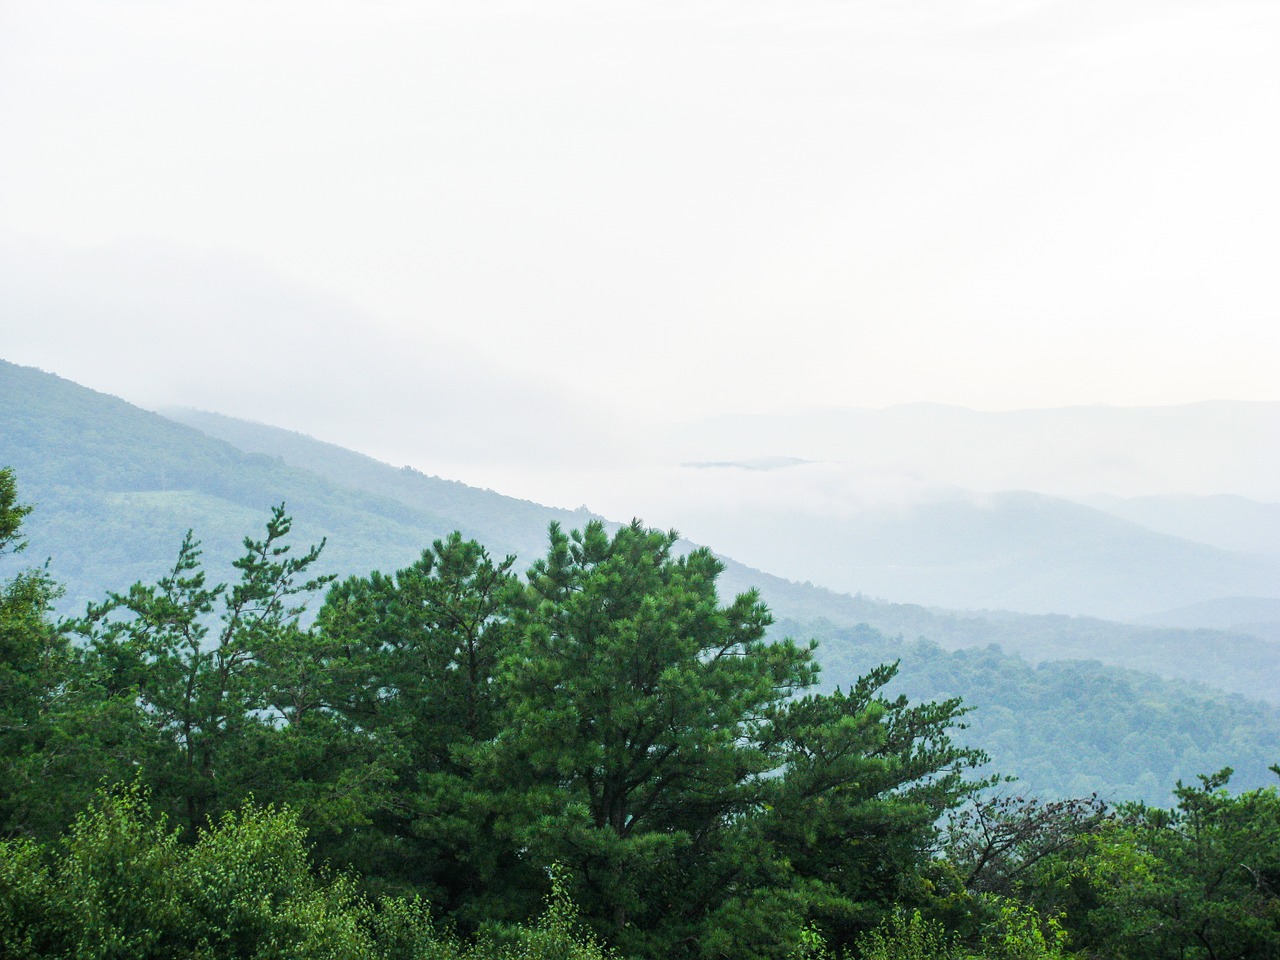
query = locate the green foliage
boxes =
[790,922,838,960]
[857,911,954,960]
[17,450,1280,959]
[50,782,190,958]
[318,532,526,910]
[0,835,56,958]
[943,793,1108,898]
[9,359,1280,813]
[0,783,379,958]
[494,521,817,945]
[1036,769,1280,959]
[799,623,1280,804]
[312,519,985,958]
[67,507,395,849]
[760,664,989,947]
[854,900,1070,960]
[0,467,32,556]
[0,475,992,960]
[0,468,109,839]
[471,865,617,960]
[970,898,1070,960]
[0,784,622,960]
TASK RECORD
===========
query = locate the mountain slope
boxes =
[1080,492,1280,558]
[672,489,1279,620]
[0,359,593,612]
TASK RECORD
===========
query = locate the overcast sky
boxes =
[3,0,1278,458]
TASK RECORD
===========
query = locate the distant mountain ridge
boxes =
[667,486,1279,622]
[4,357,1275,698]
[629,402,1280,623]
[1080,493,1280,557]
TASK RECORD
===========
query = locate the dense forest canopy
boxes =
[3,466,1279,958]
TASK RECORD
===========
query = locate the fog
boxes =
[2,0,1278,550]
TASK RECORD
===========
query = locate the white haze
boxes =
[2,1,1278,415]
[2,0,1279,610]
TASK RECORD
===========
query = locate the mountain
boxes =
[0,359,595,614]
[1136,596,1280,644]
[665,488,1279,621]
[1080,492,1280,558]
[612,404,1280,621]
[5,358,1280,803]
[7,356,1277,701]
[792,622,1280,804]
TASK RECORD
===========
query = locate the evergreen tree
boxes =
[317,533,525,911]
[0,467,133,840]
[73,507,391,843]
[490,520,817,954]
[470,520,981,958]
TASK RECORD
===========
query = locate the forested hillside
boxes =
[0,359,594,614]
[800,621,1280,802]
[4,359,1280,806]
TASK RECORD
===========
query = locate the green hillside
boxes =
[819,598,1280,706]
[4,359,1279,804]
[797,620,1280,803]
[0,359,593,613]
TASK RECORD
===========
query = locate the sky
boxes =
[2,0,1279,506]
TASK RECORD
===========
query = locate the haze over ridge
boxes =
[2,0,1277,435]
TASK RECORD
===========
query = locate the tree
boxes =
[1,781,624,960]
[1,474,998,958]
[0,782,400,960]
[0,467,105,840]
[943,792,1108,899]
[490,522,812,944]
[0,467,31,556]
[316,533,524,909]
[476,520,982,959]
[1034,769,1280,960]
[73,507,390,842]
[758,665,988,948]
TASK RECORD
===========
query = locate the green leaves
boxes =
[311,517,983,956]
[1,784,390,960]
[0,783,623,960]
[66,504,389,847]
[999,769,1280,960]
[0,468,89,839]
[473,520,984,957]
[0,468,32,557]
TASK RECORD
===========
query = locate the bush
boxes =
[0,784,623,960]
